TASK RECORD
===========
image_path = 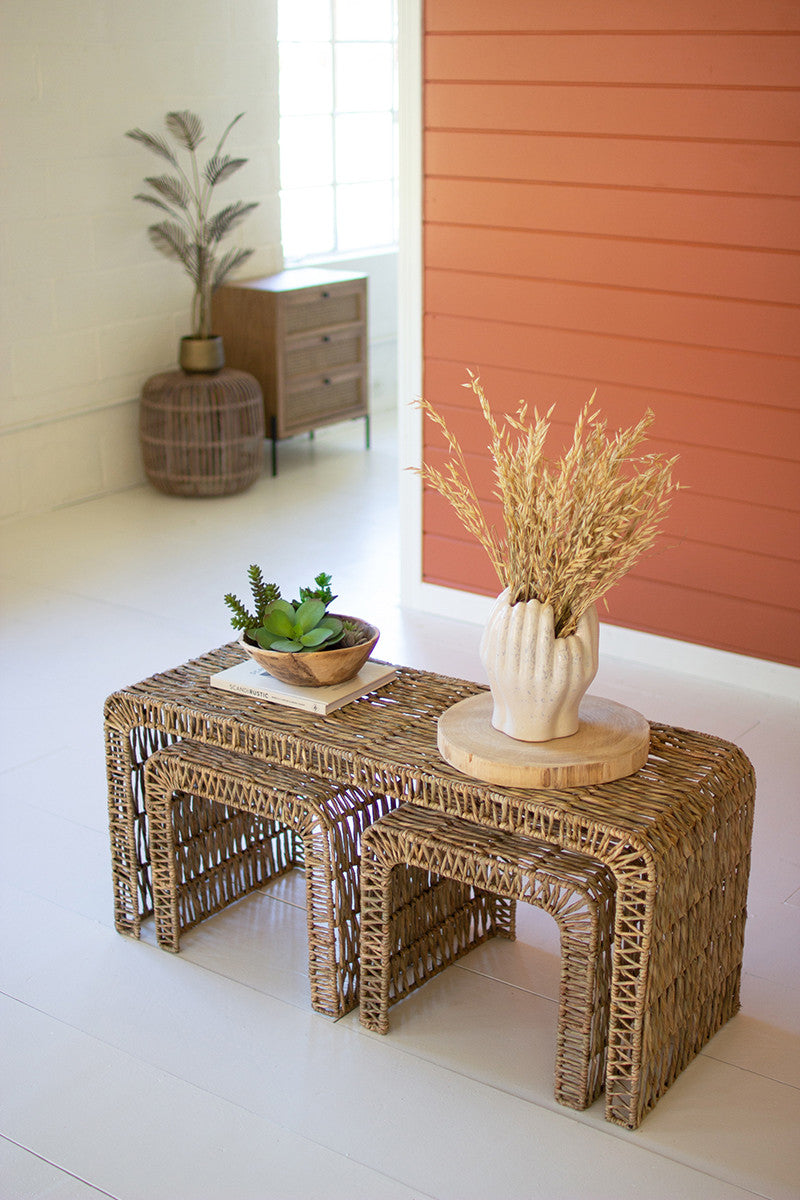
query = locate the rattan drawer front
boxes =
[283,286,363,335]
[284,329,364,380]
[283,374,366,435]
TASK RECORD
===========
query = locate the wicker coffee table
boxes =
[104,643,755,1129]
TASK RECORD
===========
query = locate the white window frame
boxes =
[278,0,400,265]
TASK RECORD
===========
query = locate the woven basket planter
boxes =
[140,367,265,497]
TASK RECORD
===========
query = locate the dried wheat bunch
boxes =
[414,372,679,637]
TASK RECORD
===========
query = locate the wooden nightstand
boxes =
[212,268,369,475]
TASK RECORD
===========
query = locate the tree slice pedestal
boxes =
[437,693,650,789]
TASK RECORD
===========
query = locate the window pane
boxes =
[335,113,394,183]
[279,0,331,41]
[335,44,394,113]
[281,187,336,260]
[280,115,334,188]
[336,181,394,251]
[280,44,332,115]
[335,0,393,41]
[279,0,398,261]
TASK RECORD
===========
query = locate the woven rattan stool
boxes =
[142,741,505,1019]
[359,803,615,1110]
[139,367,265,496]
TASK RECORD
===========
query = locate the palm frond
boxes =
[143,174,190,209]
[165,110,204,151]
[211,247,254,291]
[147,221,192,267]
[125,128,177,165]
[204,154,248,188]
[184,243,205,287]
[207,201,259,244]
[133,193,175,215]
[213,112,245,157]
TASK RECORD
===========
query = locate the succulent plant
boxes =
[225,567,359,653]
[294,571,336,608]
[251,599,345,653]
[223,564,281,632]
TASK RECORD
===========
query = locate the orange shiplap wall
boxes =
[421,0,800,667]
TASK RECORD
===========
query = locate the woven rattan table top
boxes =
[107,643,731,845]
[104,642,755,1128]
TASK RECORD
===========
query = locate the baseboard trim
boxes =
[408,581,800,701]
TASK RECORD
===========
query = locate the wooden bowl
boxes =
[239,616,380,687]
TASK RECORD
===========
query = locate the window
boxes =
[278,0,399,262]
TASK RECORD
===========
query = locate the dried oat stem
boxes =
[413,371,679,637]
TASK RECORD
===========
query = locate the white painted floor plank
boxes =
[0,996,427,1200]
[0,1136,117,1200]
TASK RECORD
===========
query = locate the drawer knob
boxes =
[321,290,330,298]
[323,377,331,385]
[322,334,330,342]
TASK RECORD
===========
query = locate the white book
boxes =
[209,657,397,715]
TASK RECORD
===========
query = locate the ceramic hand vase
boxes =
[479,589,599,742]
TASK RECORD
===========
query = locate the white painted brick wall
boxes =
[0,0,283,519]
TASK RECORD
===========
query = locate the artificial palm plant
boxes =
[126,110,257,341]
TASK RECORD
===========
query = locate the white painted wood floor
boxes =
[1,413,798,1200]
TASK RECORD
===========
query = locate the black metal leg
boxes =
[365,413,371,450]
[270,416,278,477]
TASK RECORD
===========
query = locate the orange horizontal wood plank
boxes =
[422,359,800,463]
[422,533,499,595]
[423,498,800,609]
[424,314,800,412]
[424,436,800,512]
[426,33,800,88]
[426,82,800,144]
[422,484,800,563]
[425,0,800,34]
[602,575,800,665]
[425,131,800,197]
[424,224,800,307]
[421,533,800,666]
[424,179,800,253]
[424,268,800,359]
[630,539,800,608]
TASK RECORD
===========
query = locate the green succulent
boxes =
[225,567,350,653]
[223,564,281,631]
[252,599,345,653]
[294,571,337,608]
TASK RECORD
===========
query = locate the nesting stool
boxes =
[143,740,398,1017]
[142,742,501,1020]
[359,804,615,1110]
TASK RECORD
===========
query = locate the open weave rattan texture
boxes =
[142,740,501,1019]
[139,368,265,496]
[104,643,755,1128]
[359,803,615,1111]
[144,741,379,1017]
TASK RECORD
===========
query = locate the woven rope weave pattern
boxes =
[104,643,755,1127]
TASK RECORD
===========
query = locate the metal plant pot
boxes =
[179,335,225,373]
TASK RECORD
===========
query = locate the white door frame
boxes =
[397,0,425,611]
